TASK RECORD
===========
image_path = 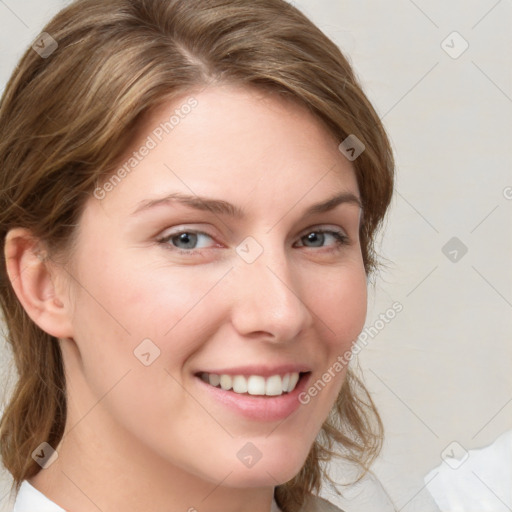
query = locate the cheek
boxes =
[71,240,211,336]
[306,262,367,348]
[65,257,199,432]
[295,265,366,423]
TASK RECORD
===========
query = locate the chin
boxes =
[222,466,303,489]
[222,448,308,488]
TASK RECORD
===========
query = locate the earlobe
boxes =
[4,227,74,339]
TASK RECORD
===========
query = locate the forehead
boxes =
[93,84,359,217]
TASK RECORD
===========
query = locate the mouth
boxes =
[194,371,311,397]
[193,369,313,422]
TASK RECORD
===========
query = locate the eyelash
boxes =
[157,227,350,256]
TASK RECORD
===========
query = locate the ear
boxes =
[4,227,74,339]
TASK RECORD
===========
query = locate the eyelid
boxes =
[157,223,347,239]
[299,224,348,236]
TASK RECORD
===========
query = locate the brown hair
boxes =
[0,0,393,510]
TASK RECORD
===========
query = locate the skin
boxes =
[5,84,367,512]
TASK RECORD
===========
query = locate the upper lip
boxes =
[195,364,312,378]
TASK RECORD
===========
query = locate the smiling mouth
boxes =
[195,371,311,397]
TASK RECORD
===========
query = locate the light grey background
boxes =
[1,1,511,511]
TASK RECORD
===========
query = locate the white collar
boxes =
[13,481,66,511]
[14,480,282,512]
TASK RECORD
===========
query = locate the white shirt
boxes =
[13,480,283,512]
[425,430,512,512]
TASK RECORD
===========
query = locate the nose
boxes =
[228,240,314,343]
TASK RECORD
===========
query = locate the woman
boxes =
[0,0,394,511]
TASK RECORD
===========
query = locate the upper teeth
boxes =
[200,372,300,396]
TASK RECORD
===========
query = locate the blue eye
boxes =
[157,227,349,256]
[158,231,215,253]
[296,229,349,250]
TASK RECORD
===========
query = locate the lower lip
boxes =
[194,372,312,422]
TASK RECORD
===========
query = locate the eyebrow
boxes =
[130,191,362,218]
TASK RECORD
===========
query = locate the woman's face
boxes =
[61,84,367,488]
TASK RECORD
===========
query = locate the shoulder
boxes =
[298,494,346,512]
